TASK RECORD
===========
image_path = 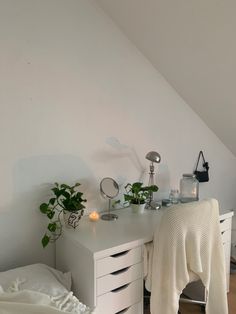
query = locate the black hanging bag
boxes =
[194,151,209,182]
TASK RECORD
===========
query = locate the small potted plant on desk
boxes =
[124,182,158,213]
[39,182,87,247]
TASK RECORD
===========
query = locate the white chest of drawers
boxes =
[56,207,160,313]
[56,207,233,313]
[56,240,144,313]
[220,213,233,291]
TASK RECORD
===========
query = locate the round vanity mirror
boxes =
[100,177,119,221]
[100,177,119,199]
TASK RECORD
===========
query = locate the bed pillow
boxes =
[0,263,71,297]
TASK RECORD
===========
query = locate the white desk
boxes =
[56,207,233,314]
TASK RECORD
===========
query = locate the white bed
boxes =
[0,263,92,314]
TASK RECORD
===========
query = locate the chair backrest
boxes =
[150,199,228,314]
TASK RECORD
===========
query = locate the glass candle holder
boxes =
[169,189,179,204]
[89,211,100,222]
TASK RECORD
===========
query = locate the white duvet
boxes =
[0,280,92,314]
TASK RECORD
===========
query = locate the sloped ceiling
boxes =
[96,0,236,156]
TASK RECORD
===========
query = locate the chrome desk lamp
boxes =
[145,151,161,209]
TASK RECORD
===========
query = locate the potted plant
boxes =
[124,182,158,213]
[39,182,87,247]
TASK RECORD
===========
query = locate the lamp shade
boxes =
[145,151,161,163]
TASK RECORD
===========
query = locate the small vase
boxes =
[130,203,146,214]
[64,210,84,229]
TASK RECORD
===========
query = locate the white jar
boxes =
[179,174,199,203]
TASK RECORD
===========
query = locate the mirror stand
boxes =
[101,199,118,221]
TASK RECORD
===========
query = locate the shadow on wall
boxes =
[92,137,171,203]
[91,137,145,179]
[105,137,146,178]
[12,154,98,211]
[0,154,98,270]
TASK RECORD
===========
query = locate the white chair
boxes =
[145,199,228,314]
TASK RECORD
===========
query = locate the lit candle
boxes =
[89,211,100,222]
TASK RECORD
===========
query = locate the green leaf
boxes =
[51,187,60,197]
[61,184,70,189]
[150,185,158,192]
[132,182,143,193]
[47,210,55,219]
[124,194,133,202]
[42,234,50,248]
[75,191,83,198]
[48,222,57,232]
[62,198,70,208]
[61,191,70,199]
[49,197,56,205]
[39,203,49,214]
[132,182,143,188]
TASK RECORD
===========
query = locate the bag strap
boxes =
[195,151,208,171]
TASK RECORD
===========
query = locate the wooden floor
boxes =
[144,273,236,314]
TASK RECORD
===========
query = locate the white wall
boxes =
[0,0,236,269]
[97,0,236,157]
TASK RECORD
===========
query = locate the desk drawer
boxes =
[223,241,231,292]
[97,262,142,296]
[221,229,231,244]
[96,246,142,278]
[220,218,231,233]
[96,278,142,314]
[115,302,142,314]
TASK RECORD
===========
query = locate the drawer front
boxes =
[223,241,231,292]
[226,273,230,293]
[96,279,142,314]
[221,229,231,244]
[97,262,142,296]
[96,246,142,278]
[220,218,232,233]
[115,302,142,314]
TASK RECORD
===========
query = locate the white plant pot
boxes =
[130,203,146,214]
[63,210,84,229]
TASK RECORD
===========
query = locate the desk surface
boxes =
[62,206,234,259]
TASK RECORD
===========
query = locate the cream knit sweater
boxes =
[144,199,228,314]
